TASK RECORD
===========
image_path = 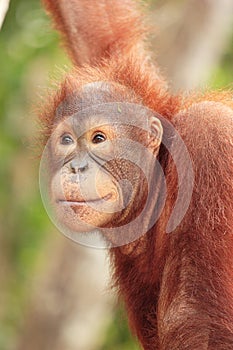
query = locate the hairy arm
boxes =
[42,0,146,66]
[158,101,233,349]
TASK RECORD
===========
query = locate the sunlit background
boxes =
[0,0,233,349]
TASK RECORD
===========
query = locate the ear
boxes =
[148,116,163,153]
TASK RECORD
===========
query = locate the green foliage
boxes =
[209,34,233,88]
[0,0,63,348]
[0,1,139,348]
[0,0,232,349]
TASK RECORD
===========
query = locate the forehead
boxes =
[56,102,153,133]
[55,81,137,119]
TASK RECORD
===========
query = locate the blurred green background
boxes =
[0,0,232,349]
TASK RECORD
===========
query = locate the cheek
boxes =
[94,170,119,200]
[51,167,79,200]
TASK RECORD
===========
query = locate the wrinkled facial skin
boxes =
[45,106,163,238]
[49,116,140,233]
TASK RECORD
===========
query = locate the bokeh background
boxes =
[0,0,233,349]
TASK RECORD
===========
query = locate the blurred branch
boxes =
[150,0,233,91]
[16,237,113,350]
[0,0,10,29]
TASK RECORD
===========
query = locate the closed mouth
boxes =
[57,193,112,205]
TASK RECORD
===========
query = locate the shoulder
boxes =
[173,101,233,146]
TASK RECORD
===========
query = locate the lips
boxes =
[57,193,112,205]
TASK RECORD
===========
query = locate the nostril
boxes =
[70,160,78,174]
[70,159,88,173]
[78,159,88,172]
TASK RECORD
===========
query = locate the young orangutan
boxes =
[40,0,233,349]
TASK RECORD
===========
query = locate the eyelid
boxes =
[92,130,105,136]
[60,132,74,139]
[60,133,75,145]
[92,130,106,139]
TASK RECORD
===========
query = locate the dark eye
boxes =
[92,132,106,144]
[60,134,74,145]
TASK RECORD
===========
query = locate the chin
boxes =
[53,199,114,233]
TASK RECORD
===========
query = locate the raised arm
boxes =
[42,0,146,66]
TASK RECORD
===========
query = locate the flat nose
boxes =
[70,159,88,173]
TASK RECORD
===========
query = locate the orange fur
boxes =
[42,0,147,66]
[41,0,233,349]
